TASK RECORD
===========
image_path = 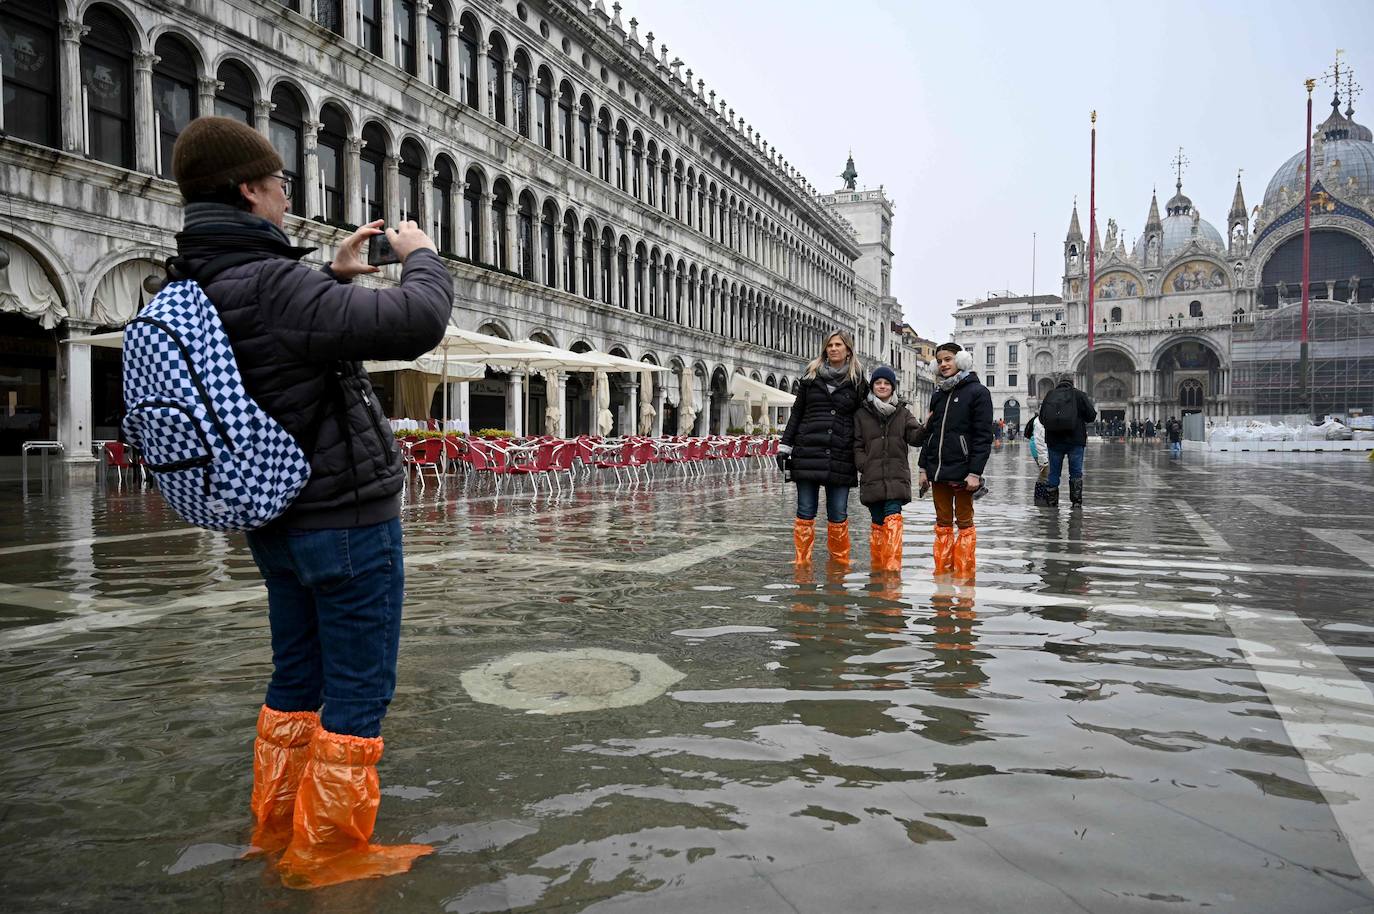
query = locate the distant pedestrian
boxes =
[1144,418,1156,439]
[1038,377,1097,507]
[994,419,1005,443]
[854,365,928,572]
[1166,416,1183,457]
[778,331,867,567]
[1024,413,1051,507]
[918,343,993,581]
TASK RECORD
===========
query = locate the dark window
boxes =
[986,375,996,388]
[359,0,382,57]
[487,38,505,125]
[81,7,135,169]
[315,0,342,33]
[269,86,304,198]
[511,55,529,137]
[360,122,387,223]
[600,230,612,304]
[578,98,592,171]
[425,3,449,91]
[393,0,416,75]
[558,84,574,160]
[562,212,577,294]
[614,122,627,191]
[490,183,509,270]
[458,17,478,108]
[397,140,422,221]
[540,204,557,288]
[317,105,347,223]
[214,60,255,123]
[152,37,199,178]
[462,173,482,261]
[1110,306,1122,322]
[1,1,61,148]
[516,194,534,280]
[582,224,595,298]
[432,157,454,253]
[596,109,609,182]
[1008,373,1018,389]
[535,70,551,148]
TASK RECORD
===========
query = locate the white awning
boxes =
[730,373,795,407]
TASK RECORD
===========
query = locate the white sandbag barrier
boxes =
[1206,418,1374,452]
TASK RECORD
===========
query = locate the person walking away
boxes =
[778,331,867,567]
[917,343,993,581]
[166,117,453,889]
[854,365,928,572]
[1024,413,1051,506]
[1166,416,1183,457]
[1038,377,1097,507]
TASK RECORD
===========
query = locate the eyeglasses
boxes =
[271,174,293,199]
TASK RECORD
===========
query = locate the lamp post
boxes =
[1299,78,1315,419]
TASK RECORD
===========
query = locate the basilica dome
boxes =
[1132,184,1225,260]
[1261,98,1374,217]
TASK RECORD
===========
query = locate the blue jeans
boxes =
[867,500,903,525]
[246,517,405,738]
[1170,440,1182,457]
[795,481,849,522]
[1046,444,1085,487]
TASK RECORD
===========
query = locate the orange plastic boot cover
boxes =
[881,514,905,572]
[793,518,816,566]
[827,521,851,565]
[278,729,433,889]
[933,525,957,575]
[953,526,977,582]
[869,524,884,569]
[249,706,320,855]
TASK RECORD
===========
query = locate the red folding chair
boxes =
[508,440,558,495]
[102,441,134,487]
[406,438,445,490]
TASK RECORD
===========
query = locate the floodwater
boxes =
[3,442,1374,913]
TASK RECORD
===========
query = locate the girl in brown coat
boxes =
[853,365,928,572]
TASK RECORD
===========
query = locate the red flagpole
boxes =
[1085,111,1097,399]
[1300,79,1314,415]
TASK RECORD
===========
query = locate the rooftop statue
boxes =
[840,152,858,191]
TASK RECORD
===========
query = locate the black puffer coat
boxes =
[917,372,994,483]
[191,249,453,529]
[854,399,928,505]
[781,374,868,487]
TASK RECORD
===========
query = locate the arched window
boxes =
[2,1,61,148]
[697,177,706,234]
[487,34,506,125]
[596,108,610,182]
[393,0,417,74]
[1179,379,1204,410]
[458,15,478,109]
[645,140,658,207]
[599,227,613,304]
[82,5,135,168]
[1109,306,1122,323]
[360,122,388,223]
[317,103,348,223]
[152,35,201,178]
[577,96,592,172]
[648,248,659,316]
[558,83,574,161]
[685,167,695,225]
[358,0,383,56]
[540,200,557,289]
[1188,299,1202,318]
[462,168,483,262]
[425,1,449,91]
[631,132,643,199]
[633,242,646,312]
[397,139,423,221]
[516,191,535,280]
[511,51,530,137]
[269,84,305,198]
[214,60,255,124]
[562,211,577,294]
[617,237,629,308]
[614,120,628,191]
[673,160,683,220]
[581,219,596,299]
[491,179,511,270]
[660,150,671,213]
[535,67,552,149]
[432,155,454,253]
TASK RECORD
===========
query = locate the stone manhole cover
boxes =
[461,649,685,715]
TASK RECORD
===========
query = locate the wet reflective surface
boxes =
[4,442,1374,912]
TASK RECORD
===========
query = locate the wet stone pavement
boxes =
[3,441,1374,913]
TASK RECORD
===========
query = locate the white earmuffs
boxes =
[954,350,974,371]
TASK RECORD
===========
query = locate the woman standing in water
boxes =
[917,342,993,581]
[778,331,866,567]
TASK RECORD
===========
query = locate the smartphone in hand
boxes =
[367,232,401,266]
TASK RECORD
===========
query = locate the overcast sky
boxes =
[633,0,1373,339]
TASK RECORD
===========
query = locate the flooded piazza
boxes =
[2,442,1373,913]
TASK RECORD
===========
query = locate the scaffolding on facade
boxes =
[1229,298,1374,419]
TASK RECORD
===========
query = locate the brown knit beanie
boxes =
[171,116,284,200]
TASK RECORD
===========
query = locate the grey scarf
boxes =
[816,361,850,385]
[867,392,897,417]
[936,369,970,392]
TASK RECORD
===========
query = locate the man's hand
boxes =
[330,219,383,279]
[964,473,981,489]
[775,454,788,473]
[388,219,437,262]
[918,469,929,488]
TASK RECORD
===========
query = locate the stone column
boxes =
[417,165,434,233]
[197,76,221,120]
[502,207,515,273]
[608,248,620,309]
[446,25,461,99]
[481,193,497,265]
[415,0,432,82]
[454,180,468,257]
[133,50,159,174]
[60,19,89,154]
[456,381,471,430]
[58,321,98,466]
[555,374,568,437]
[341,0,360,44]
[380,0,397,66]
[626,379,638,436]
[477,41,490,118]
[653,381,665,437]
[570,223,582,296]
[345,136,364,226]
[505,370,524,435]
[302,120,321,221]
[383,154,400,223]
[254,97,274,137]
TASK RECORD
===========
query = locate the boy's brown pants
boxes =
[932,482,975,529]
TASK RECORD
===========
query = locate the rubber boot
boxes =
[869,523,884,570]
[1044,486,1060,509]
[952,525,977,583]
[248,706,320,855]
[933,525,957,575]
[1069,478,1083,506]
[278,729,433,890]
[881,513,904,572]
[826,520,851,567]
[793,518,816,566]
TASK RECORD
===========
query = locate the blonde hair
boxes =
[804,331,863,384]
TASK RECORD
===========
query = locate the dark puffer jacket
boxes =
[854,398,928,505]
[781,374,868,487]
[918,372,994,483]
[196,251,453,528]
[1040,380,1097,449]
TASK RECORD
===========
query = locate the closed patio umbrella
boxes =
[638,369,656,435]
[677,369,697,436]
[595,369,614,436]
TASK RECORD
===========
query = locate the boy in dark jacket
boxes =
[169,117,451,888]
[854,366,928,572]
[917,343,994,581]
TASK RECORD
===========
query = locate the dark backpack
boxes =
[1040,387,1077,433]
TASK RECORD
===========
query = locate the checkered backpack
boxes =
[121,259,311,531]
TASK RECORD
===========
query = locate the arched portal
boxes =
[1074,348,1135,424]
[1155,339,1223,418]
